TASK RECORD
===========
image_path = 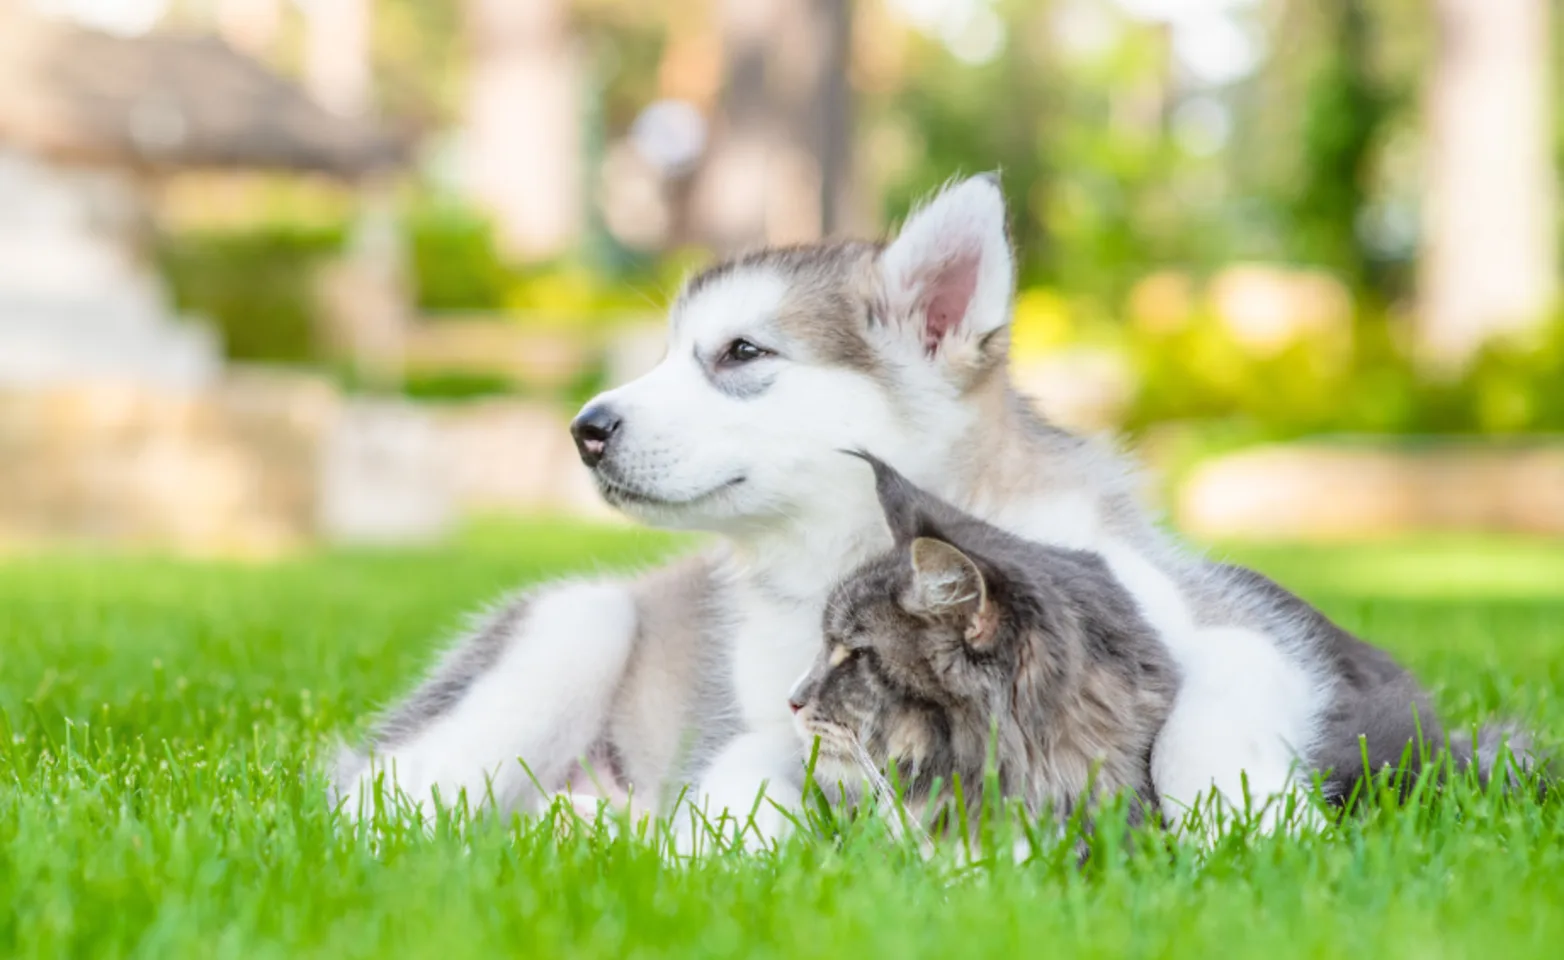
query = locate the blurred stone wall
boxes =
[0,371,332,555]
[0,148,222,391]
[0,369,610,557]
[8,318,1564,556]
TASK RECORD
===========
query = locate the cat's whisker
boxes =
[848,736,935,857]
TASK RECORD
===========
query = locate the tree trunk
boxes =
[1418,0,1556,372]
[302,0,371,117]
[690,0,854,251]
[461,0,583,262]
[214,0,281,59]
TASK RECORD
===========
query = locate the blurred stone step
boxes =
[0,374,338,556]
[0,379,626,557]
[0,317,221,389]
[1177,440,1564,540]
[0,235,148,298]
[317,400,455,545]
[432,399,616,520]
[0,290,182,334]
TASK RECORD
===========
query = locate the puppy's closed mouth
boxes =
[595,473,745,509]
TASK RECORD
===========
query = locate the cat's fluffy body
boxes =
[791,455,1178,825]
[797,458,1536,828]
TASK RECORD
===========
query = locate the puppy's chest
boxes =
[723,588,825,729]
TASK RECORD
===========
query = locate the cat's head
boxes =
[787,454,1026,794]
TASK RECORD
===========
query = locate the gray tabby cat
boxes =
[789,454,1543,835]
[788,453,1180,829]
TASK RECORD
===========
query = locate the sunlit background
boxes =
[2,0,1561,554]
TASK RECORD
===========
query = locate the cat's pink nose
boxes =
[788,698,803,714]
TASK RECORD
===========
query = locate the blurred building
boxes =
[0,6,401,390]
[0,7,447,555]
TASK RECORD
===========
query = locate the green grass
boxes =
[3,522,1563,958]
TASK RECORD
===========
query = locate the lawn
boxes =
[2,521,1563,958]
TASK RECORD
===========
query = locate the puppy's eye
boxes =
[720,338,771,366]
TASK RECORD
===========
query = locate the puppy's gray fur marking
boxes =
[368,598,533,752]
[609,554,743,803]
[682,241,890,382]
[329,597,535,794]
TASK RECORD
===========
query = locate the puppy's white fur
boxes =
[336,582,638,819]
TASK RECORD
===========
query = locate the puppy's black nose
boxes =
[569,404,621,468]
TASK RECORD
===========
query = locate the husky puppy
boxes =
[331,176,1529,840]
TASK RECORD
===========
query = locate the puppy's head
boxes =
[570,176,1017,533]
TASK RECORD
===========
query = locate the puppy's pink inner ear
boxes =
[921,249,981,355]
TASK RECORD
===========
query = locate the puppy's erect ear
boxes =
[878,175,1014,360]
[909,537,998,648]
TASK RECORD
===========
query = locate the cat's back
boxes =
[1005,540,1181,816]
[1015,541,1176,668]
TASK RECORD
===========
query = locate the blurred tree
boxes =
[690,0,854,250]
[373,0,464,130]
[461,0,585,261]
[1043,16,1211,302]
[874,0,1056,284]
[1232,0,1433,301]
[301,0,372,117]
[214,0,281,57]
[574,0,671,132]
[874,2,1219,304]
[1285,0,1386,295]
[572,0,673,274]
[1418,0,1557,373]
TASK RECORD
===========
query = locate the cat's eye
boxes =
[828,644,861,669]
[719,338,772,366]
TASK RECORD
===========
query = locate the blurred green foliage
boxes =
[873,0,1435,307]
[148,0,1563,444]
[874,5,1054,287]
[1127,312,1564,438]
[330,359,608,409]
[406,202,513,312]
[407,197,690,322]
[875,2,1219,302]
[401,370,518,402]
[157,224,345,364]
[372,0,464,127]
[1285,0,1390,293]
[328,364,520,402]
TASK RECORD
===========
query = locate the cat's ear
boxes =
[877,175,1014,364]
[848,450,932,545]
[909,537,998,648]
